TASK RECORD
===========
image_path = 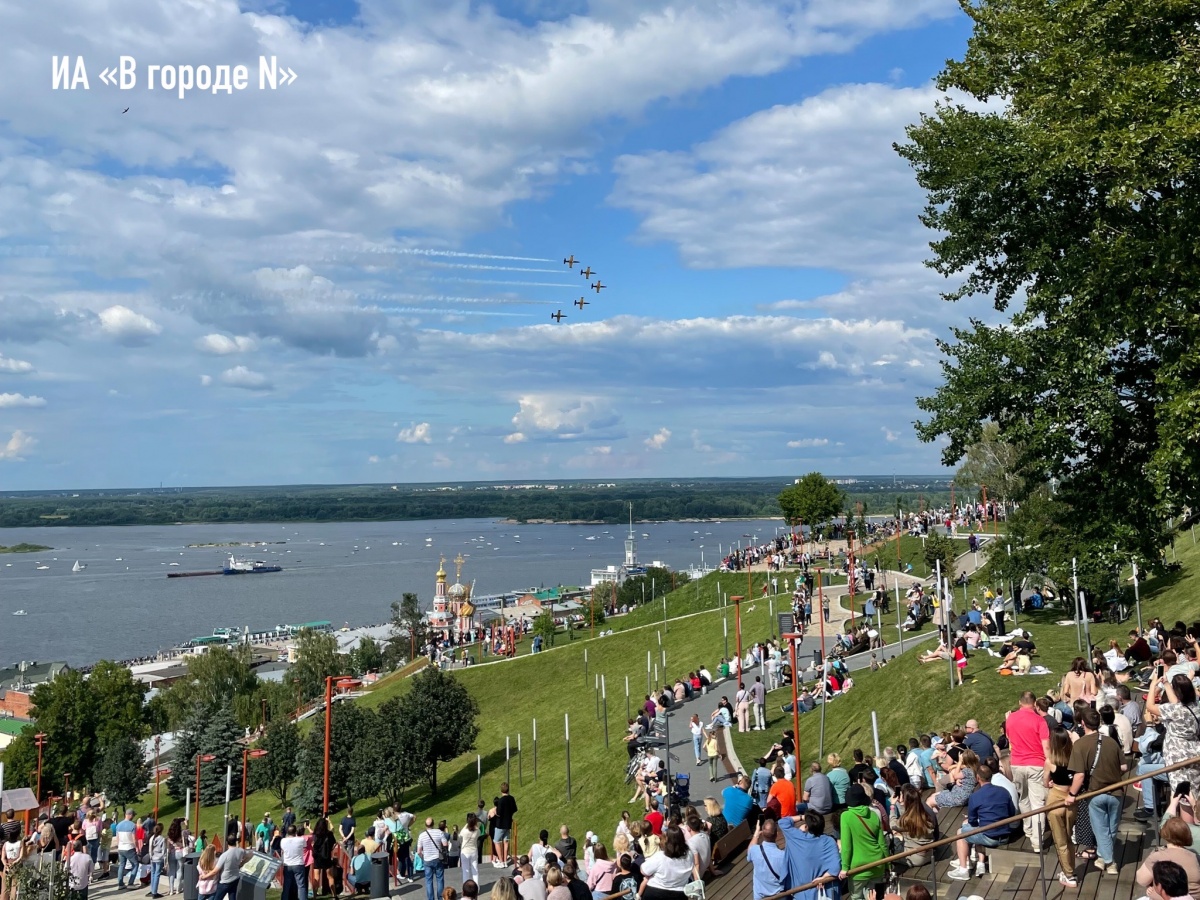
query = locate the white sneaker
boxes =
[947,865,971,881]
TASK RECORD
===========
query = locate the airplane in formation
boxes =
[592,280,605,293]
[580,266,594,279]
[551,310,567,322]
[563,255,576,268]
[574,297,589,310]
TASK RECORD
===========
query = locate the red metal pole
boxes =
[323,676,333,817]
[154,736,161,820]
[241,748,249,847]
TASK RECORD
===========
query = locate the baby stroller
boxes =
[666,771,691,815]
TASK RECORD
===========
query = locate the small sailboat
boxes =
[35,565,49,570]
[72,560,86,573]
[12,610,27,616]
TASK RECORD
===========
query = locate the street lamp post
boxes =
[731,597,744,680]
[27,732,47,829]
[323,675,360,816]
[154,736,162,821]
[241,749,268,847]
[194,753,216,837]
[784,633,802,795]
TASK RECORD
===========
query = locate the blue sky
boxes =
[0,0,979,489]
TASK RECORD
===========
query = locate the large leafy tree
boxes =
[393,667,479,796]
[251,719,301,805]
[953,423,1025,503]
[290,630,346,701]
[373,697,423,807]
[155,646,260,729]
[94,734,150,811]
[199,708,245,805]
[166,708,209,803]
[388,592,428,662]
[899,0,1197,562]
[778,474,844,532]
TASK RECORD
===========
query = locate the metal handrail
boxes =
[760,751,1200,899]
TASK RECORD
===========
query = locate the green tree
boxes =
[388,592,427,662]
[953,422,1026,504]
[0,727,39,796]
[290,630,345,701]
[27,669,98,795]
[166,708,209,803]
[349,637,384,677]
[778,473,844,531]
[94,734,150,811]
[198,708,244,805]
[88,661,149,751]
[156,646,259,729]
[393,667,479,795]
[252,719,301,805]
[898,0,1193,563]
[373,697,423,807]
[532,612,557,649]
[923,532,958,584]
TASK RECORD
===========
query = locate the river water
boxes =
[0,517,783,666]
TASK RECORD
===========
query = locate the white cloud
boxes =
[220,366,272,391]
[367,454,380,464]
[0,393,46,408]
[882,427,899,442]
[503,432,527,444]
[0,430,36,461]
[0,354,33,374]
[196,334,257,356]
[98,305,162,344]
[200,375,213,386]
[645,427,671,450]
[787,438,829,448]
[510,395,620,440]
[610,82,976,275]
[396,422,432,444]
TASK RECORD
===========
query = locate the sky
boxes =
[0,0,983,489]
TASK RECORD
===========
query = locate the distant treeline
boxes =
[0,479,952,528]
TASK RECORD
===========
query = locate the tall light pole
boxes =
[323,675,360,816]
[785,633,802,795]
[731,597,744,679]
[241,749,268,846]
[194,753,216,837]
[153,736,162,821]
[28,732,47,830]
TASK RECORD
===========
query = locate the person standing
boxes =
[114,810,139,890]
[493,783,518,868]
[459,815,481,887]
[839,786,889,900]
[748,820,786,900]
[148,822,169,899]
[213,844,252,900]
[67,838,92,900]
[1145,671,1200,795]
[280,826,308,900]
[735,684,751,734]
[1005,691,1049,848]
[417,819,448,900]
[750,678,767,732]
[1044,730,1078,889]
[339,807,357,860]
[1066,707,1127,876]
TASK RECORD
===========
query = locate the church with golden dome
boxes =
[428,553,476,640]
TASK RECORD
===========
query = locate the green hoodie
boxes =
[840,805,888,882]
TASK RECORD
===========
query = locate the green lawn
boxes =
[732,537,1200,772]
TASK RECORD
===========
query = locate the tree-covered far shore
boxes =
[0,477,952,528]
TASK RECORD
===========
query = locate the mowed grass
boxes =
[733,538,1200,773]
[359,597,786,844]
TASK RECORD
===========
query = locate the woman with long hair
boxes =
[1044,728,1078,888]
[460,814,481,886]
[311,818,335,898]
[637,828,697,900]
[167,818,185,894]
[587,844,617,899]
[891,784,938,866]
[1061,657,1100,709]
[148,822,168,899]
[1146,672,1200,794]
[196,845,220,900]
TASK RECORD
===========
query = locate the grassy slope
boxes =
[733,538,1200,771]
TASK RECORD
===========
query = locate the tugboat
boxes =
[223,555,282,575]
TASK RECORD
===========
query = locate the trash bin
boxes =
[369,852,390,899]
[181,852,201,900]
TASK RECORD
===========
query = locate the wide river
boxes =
[0,517,783,666]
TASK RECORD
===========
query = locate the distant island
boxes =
[0,542,52,553]
[0,476,953,529]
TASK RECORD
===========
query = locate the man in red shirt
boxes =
[1005,690,1050,846]
[768,766,797,817]
[644,797,664,836]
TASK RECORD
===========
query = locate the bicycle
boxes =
[1106,600,1130,625]
[625,747,648,784]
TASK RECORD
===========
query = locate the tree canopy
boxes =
[391,667,479,796]
[899,0,1197,563]
[777,473,844,530]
